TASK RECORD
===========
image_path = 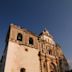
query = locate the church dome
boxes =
[39,28,55,44]
[39,28,53,38]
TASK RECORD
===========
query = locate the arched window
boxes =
[43,61,48,72]
[59,59,63,71]
[29,37,33,45]
[49,49,52,55]
[17,33,23,41]
[20,68,25,72]
[59,59,62,65]
[50,62,57,72]
[43,62,46,68]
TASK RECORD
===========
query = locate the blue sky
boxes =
[0,0,72,68]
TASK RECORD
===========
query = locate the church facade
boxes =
[0,24,69,72]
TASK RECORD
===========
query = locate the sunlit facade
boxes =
[0,24,69,72]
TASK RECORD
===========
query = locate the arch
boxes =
[17,33,23,41]
[50,62,57,72]
[20,68,25,72]
[49,49,52,55]
[29,37,34,45]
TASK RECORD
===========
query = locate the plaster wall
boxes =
[4,41,40,72]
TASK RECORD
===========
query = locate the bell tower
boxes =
[2,24,41,72]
